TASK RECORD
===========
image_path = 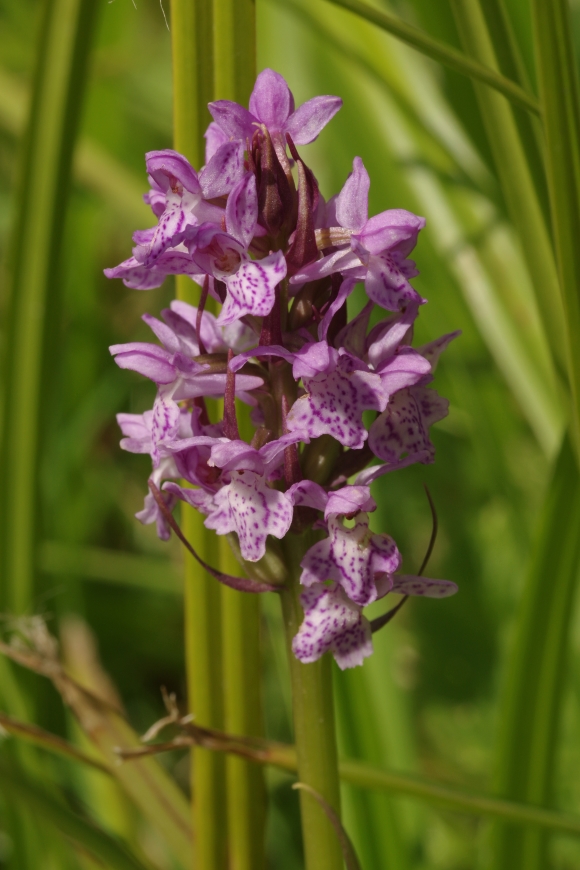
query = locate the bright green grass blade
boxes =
[0,0,100,615]
[322,0,539,114]
[491,434,580,869]
[448,0,566,380]
[530,0,580,461]
[0,756,152,870]
[170,3,227,866]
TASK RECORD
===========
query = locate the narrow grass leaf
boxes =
[293,782,362,870]
[322,0,539,114]
[492,434,580,868]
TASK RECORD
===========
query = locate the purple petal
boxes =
[208,100,256,141]
[292,582,373,669]
[354,209,425,257]
[287,480,328,513]
[225,471,294,561]
[145,150,201,195]
[300,538,339,586]
[292,341,332,379]
[325,486,375,518]
[365,253,426,312]
[151,389,181,464]
[110,343,175,384]
[318,277,356,341]
[336,157,370,230]
[378,347,432,395]
[370,534,401,576]
[368,386,447,465]
[249,69,293,130]
[217,251,287,325]
[205,121,228,162]
[285,95,343,144]
[142,313,181,354]
[289,248,363,286]
[225,173,258,248]
[417,330,461,371]
[335,301,374,358]
[328,515,377,605]
[199,141,245,199]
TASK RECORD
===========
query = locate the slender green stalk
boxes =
[323,0,539,114]
[448,0,567,379]
[491,435,580,869]
[530,0,580,459]
[0,0,99,615]
[214,0,256,104]
[170,2,228,867]
[280,536,343,870]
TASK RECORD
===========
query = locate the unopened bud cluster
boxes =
[106,69,457,669]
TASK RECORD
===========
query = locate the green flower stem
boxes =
[531,0,580,460]
[182,510,227,870]
[170,1,227,867]
[170,0,213,168]
[214,0,257,105]
[448,0,567,379]
[0,0,99,615]
[491,434,580,869]
[280,536,344,870]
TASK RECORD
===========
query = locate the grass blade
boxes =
[0,0,100,615]
[491,434,580,868]
[448,0,566,379]
[322,0,539,114]
[0,757,152,870]
[531,0,580,459]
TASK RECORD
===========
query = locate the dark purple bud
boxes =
[285,137,320,277]
[254,126,296,237]
[224,349,240,440]
[196,275,210,355]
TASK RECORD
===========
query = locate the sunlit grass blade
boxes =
[490,434,580,868]
[0,0,100,615]
[322,0,539,114]
[531,0,580,459]
[169,0,229,864]
[0,757,152,870]
[448,0,566,380]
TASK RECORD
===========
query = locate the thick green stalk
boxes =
[212,13,266,865]
[220,541,266,870]
[280,536,344,870]
[0,0,99,615]
[171,0,214,168]
[170,2,227,867]
[491,435,580,869]
[448,0,567,378]
[530,0,580,459]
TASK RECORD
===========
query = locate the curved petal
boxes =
[217,251,287,324]
[225,173,258,248]
[226,471,294,561]
[208,100,256,141]
[285,95,343,144]
[249,68,293,130]
[391,575,458,598]
[145,149,201,194]
[335,156,370,230]
[200,141,245,199]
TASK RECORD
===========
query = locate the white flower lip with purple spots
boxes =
[104,69,458,668]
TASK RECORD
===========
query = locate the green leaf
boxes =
[491,434,580,868]
[323,0,539,114]
[0,756,152,870]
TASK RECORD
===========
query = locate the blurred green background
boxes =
[1,0,580,867]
